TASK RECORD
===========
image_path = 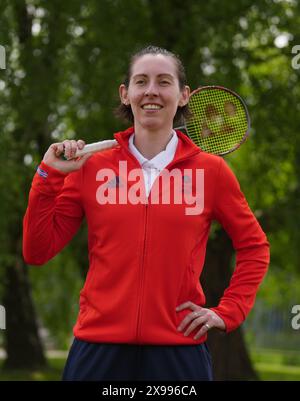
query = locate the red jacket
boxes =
[23,127,270,345]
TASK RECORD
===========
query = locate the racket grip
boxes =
[74,139,118,158]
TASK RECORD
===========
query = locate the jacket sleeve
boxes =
[209,157,270,332]
[22,161,84,265]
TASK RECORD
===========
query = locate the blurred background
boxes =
[0,0,299,381]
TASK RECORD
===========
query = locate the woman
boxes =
[23,46,270,381]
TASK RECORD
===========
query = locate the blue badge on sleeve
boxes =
[36,166,48,179]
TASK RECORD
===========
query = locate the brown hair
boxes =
[114,45,192,125]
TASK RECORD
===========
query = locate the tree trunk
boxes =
[2,235,46,370]
[202,227,259,380]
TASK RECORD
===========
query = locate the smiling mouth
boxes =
[141,104,163,110]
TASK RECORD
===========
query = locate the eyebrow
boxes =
[132,73,175,80]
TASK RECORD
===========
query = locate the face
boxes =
[119,54,190,131]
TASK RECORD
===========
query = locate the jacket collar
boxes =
[114,126,201,165]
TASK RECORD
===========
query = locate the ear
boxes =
[119,84,129,105]
[178,85,190,107]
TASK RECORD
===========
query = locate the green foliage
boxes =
[29,246,85,349]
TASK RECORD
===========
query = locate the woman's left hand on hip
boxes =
[176,301,226,340]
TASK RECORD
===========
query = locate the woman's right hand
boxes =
[42,139,93,174]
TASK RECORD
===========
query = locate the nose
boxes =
[144,81,159,96]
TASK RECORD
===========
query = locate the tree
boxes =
[0,0,83,369]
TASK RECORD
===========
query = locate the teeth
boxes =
[142,104,162,110]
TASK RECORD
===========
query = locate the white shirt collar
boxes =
[128,130,178,171]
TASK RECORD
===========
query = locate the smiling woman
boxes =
[117,48,190,160]
[118,54,189,159]
[23,45,270,381]
[115,46,192,125]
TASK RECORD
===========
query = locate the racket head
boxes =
[184,85,250,155]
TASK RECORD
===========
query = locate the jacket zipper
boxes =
[115,135,200,342]
[115,143,151,343]
[135,201,149,343]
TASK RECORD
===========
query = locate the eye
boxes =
[135,79,146,85]
[160,80,171,85]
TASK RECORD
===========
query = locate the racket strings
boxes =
[186,88,249,155]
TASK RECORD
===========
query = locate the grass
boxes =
[250,348,300,381]
[0,349,300,381]
[0,357,65,381]
[255,363,300,381]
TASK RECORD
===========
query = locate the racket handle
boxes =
[74,139,118,158]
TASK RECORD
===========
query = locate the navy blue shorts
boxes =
[62,338,213,381]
